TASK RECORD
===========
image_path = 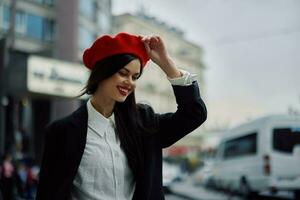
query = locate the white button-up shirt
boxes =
[71,69,197,200]
[71,99,135,200]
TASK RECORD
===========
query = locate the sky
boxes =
[112,0,300,128]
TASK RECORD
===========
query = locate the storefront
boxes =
[3,51,89,162]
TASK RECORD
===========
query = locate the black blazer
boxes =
[36,81,207,200]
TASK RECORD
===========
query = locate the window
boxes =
[0,5,10,30]
[28,0,55,6]
[0,7,55,42]
[31,0,44,4]
[15,11,26,34]
[273,127,300,153]
[223,133,257,159]
[43,19,55,41]
[27,14,43,40]
[79,26,95,49]
[44,0,55,6]
[22,13,55,42]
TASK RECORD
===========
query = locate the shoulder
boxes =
[136,103,159,130]
[43,118,68,143]
[44,104,87,136]
[45,115,71,133]
[137,103,156,119]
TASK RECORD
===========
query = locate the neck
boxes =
[90,96,115,118]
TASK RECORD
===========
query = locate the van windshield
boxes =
[273,127,300,153]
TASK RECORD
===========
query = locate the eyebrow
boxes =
[122,68,140,75]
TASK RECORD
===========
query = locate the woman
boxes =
[36,32,207,200]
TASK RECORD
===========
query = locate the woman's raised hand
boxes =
[141,35,181,78]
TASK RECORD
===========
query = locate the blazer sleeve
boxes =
[36,121,64,200]
[155,81,207,148]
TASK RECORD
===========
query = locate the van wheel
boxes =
[239,178,258,199]
[239,177,251,198]
[239,177,258,199]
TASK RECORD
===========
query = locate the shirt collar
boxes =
[87,99,114,137]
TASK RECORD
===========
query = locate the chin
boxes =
[114,92,131,103]
[115,96,127,103]
[116,99,126,103]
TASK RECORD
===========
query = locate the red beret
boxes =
[83,32,150,70]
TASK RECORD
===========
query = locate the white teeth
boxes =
[118,87,128,93]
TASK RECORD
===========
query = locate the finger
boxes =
[149,37,160,49]
[153,36,159,43]
[155,35,162,41]
[140,35,148,42]
[143,41,151,54]
[144,36,151,45]
[139,35,145,41]
[141,36,151,43]
[146,36,153,42]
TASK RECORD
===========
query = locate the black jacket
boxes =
[36,81,207,200]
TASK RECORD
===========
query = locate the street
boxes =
[166,177,242,200]
[164,176,295,200]
[166,194,191,200]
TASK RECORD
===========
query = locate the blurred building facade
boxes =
[112,13,207,156]
[0,0,112,161]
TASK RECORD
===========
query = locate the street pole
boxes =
[0,38,8,155]
[8,0,17,48]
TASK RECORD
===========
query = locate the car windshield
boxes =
[273,127,300,153]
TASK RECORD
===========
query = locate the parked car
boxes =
[162,160,182,193]
[192,159,216,189]
[213,115,300,199]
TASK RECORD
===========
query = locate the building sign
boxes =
[27,56,89,97]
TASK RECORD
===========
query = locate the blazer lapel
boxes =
[64,104,89,182]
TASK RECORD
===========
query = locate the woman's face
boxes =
[96,59,141,103]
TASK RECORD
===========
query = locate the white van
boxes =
[214,115,300,198]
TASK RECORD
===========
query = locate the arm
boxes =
[138,82,206,148]
[156,81,207,148]
[141,35,207,148]
[36,122,62,200]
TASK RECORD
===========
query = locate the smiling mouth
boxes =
[117,86,130,96]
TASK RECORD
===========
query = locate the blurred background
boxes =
[0,0,299,199]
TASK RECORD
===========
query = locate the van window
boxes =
[273,128,300,153]
[223,133,257,159]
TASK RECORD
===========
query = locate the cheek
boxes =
[98,80,116,93]
[132,81,137,90]
[114,75,125,83]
